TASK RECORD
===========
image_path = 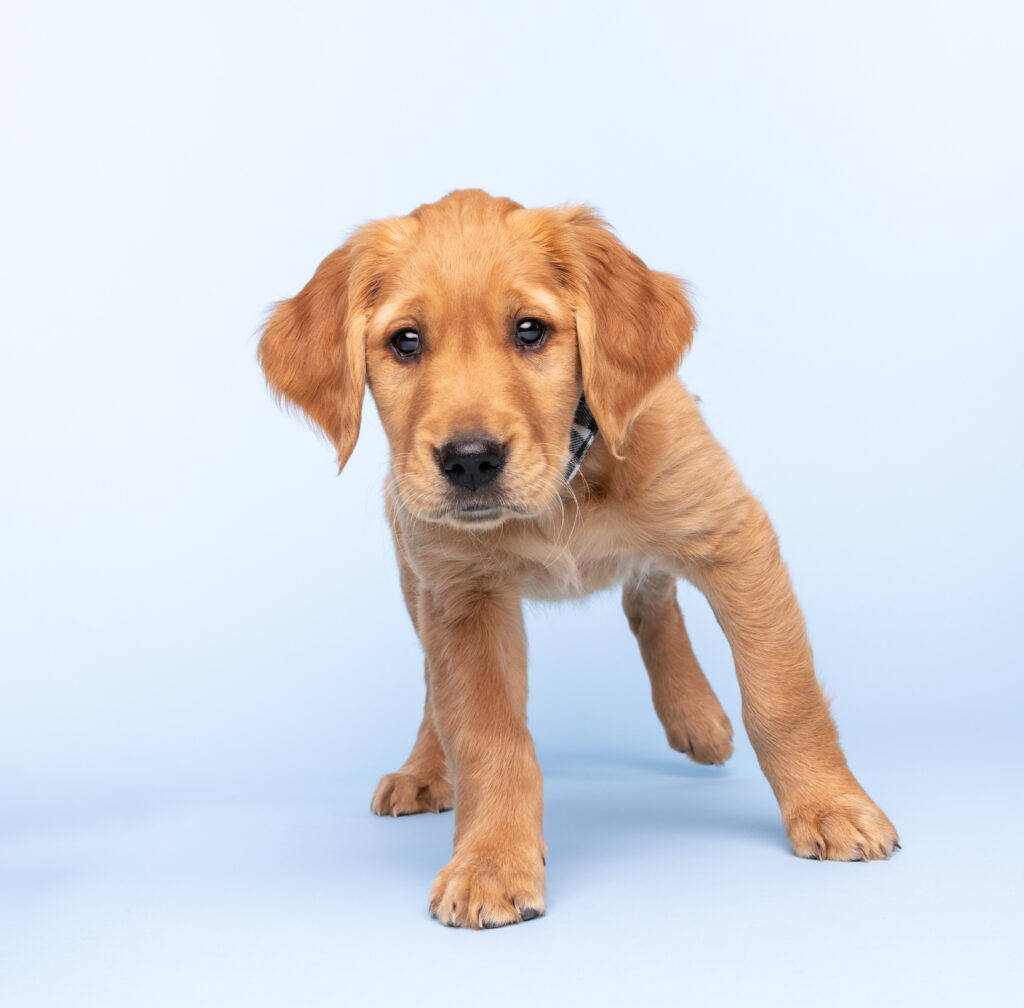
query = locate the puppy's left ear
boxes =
[561,208,696,458]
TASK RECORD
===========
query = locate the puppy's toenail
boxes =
[520,907,540,921]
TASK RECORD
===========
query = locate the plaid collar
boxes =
[565,395,598,482]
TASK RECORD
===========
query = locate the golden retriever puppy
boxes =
[259,189,898,929]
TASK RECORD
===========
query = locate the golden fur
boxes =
[259,189,898,929]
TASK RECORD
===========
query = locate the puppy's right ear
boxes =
[258,242,365,472]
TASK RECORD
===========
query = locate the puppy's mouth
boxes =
[440,500,530,528]
[391,446,560,528]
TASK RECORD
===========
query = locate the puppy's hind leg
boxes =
[371,671,453,816]
[623,567,734,765]
[370,532,453,817]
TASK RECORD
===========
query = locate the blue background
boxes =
[2,1,1021,1004]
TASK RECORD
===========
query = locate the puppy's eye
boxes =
[390,328,420,357]
[515,318,548,349]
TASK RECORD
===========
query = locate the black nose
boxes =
[439,438,505,491]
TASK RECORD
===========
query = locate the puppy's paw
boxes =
[665,707,734,766]
[370,771,453,817]
[784,793,899,861]
[429,848,546,929]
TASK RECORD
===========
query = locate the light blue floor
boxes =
[4,715,1018,1007]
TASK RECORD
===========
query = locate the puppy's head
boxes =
[259,190,695,529]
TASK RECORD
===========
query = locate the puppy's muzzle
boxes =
[438,437,506,492]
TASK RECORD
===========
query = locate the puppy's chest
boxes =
[521,554,631,600]
[513,523,634,601]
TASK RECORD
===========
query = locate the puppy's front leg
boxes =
[420,585,545,928]
[685,501,899,861]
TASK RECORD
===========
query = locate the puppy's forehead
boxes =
[378,192,562,312]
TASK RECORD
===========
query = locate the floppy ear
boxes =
[562,208,696,458]
[258,242,365,472]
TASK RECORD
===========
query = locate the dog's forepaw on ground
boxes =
[784,794,900,861]
[370,771,453,817]
[429,849,546,929]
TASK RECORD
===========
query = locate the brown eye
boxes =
[390,328,420,357]
[515,318,548,348]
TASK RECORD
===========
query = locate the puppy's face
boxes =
[363,201,581,529]
[259,189,697,531]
